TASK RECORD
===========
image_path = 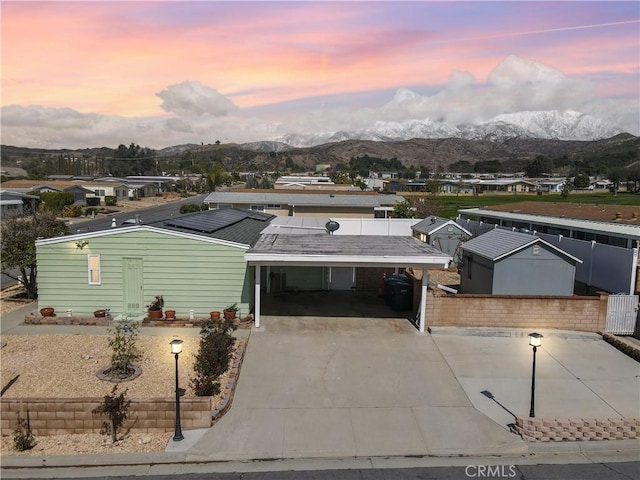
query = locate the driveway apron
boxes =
[187,316,526,461]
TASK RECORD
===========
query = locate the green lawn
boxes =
[424,192,640,218]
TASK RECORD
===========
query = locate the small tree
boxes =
[560,177,573,198]
[12,413,36,451]
[392,200,415,218]
[107,320,142,377]
[93,385,131,443]
[1,210,68,298]
[191,317,237,396]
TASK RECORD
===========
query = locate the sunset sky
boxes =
[2,1,638,149]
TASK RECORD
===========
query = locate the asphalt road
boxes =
[67,193,209,234]
[7,462,640,480]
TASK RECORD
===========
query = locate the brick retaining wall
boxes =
[0,397,212,436]
[423,289,608,333]
[515,416,639,442]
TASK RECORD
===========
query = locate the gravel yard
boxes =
[1,294,237,456]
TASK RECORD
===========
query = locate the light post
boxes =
[528,333,543,418]
[170,339,184,441]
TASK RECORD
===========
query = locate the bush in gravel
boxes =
[191,316,237,396]
[93,385,131,443]
[107,319,142,377]
[12,413,36,451]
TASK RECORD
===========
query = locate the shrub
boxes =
[191,317,237,396]
[84,207,99,216]
[179,203,208,214]
[12,413,36,451]
[107,319,142,377]
[61,204,82,217]
[105,196,117,206]
[39,191,74,213]
[92,385,131,443]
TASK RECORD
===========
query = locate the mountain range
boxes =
[249,110,625,150]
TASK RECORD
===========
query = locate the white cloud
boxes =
[156,81,238,117]
[1,57,637,149]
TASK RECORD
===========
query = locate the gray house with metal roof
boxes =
[205,190,403,218]
[412,216,471,265]
[460,229,582,296]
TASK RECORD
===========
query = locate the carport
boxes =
[245,234,452,332]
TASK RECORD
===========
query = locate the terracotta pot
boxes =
[165,310,176,320]
[148,309,163,320]
[223,310,237,320]
[210,311,221,320]
[94,309,106,318]
[40,307,55,317]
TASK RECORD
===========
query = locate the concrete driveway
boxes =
[187,316,526,461]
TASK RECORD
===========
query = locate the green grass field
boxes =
[425,192,640,218]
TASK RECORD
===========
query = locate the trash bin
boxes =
[384,275,413,311]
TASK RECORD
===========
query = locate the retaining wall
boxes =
[515,416,639,442]
[423,289,608,333]
[0,397,211,436]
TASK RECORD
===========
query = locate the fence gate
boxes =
[606,294,639,335]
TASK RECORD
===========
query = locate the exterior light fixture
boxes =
[170,339,184,441]
[75,240,89,249]
[528,332,543,417]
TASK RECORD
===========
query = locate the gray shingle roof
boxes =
[461,228,578,262]
[250,234,447,257]
[205,192,403,207]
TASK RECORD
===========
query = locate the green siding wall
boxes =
[36,231,252,317]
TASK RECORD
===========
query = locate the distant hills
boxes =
[2,124,637,175]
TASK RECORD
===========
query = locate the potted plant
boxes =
[39,306,55,317]
[147,295,164,320]
[223,303,238,320]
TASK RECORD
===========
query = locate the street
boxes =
[5,462,639,480]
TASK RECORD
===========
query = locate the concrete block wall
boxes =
[0,397,212,436]
[515,416,639,442]
[424,290,607,333]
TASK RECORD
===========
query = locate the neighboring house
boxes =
[457,202,640,248]
[0,190,39,216]
[412,216,472,265]
[274,176,340,190]
[459,229,582,296]
[64,186,94,205]
[205,190,404,218]
[35,208,275,319]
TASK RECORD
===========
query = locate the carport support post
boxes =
[419,268,428,333]
[254,265,261,328]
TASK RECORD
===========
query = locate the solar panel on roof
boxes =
[165,209,251,233]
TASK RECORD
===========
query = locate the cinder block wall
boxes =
[515,416,639,442]
[0,397,211,436]
[424,290,608,333]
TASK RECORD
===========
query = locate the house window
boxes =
[94,189,106,197]
[250,205,265,212]
[266,204,281,208]
[88,254,101,285]
[217,204,232,209]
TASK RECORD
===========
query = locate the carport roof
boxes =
[246,234,452,267]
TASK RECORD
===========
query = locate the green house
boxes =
[35,209,274,319]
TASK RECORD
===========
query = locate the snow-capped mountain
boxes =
[269,110,624,148]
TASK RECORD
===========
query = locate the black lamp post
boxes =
[528,332,543,418]
[170,339,184,441]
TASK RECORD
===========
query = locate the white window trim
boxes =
[88,254,101,285]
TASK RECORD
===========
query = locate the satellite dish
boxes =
[325,220,340,234]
